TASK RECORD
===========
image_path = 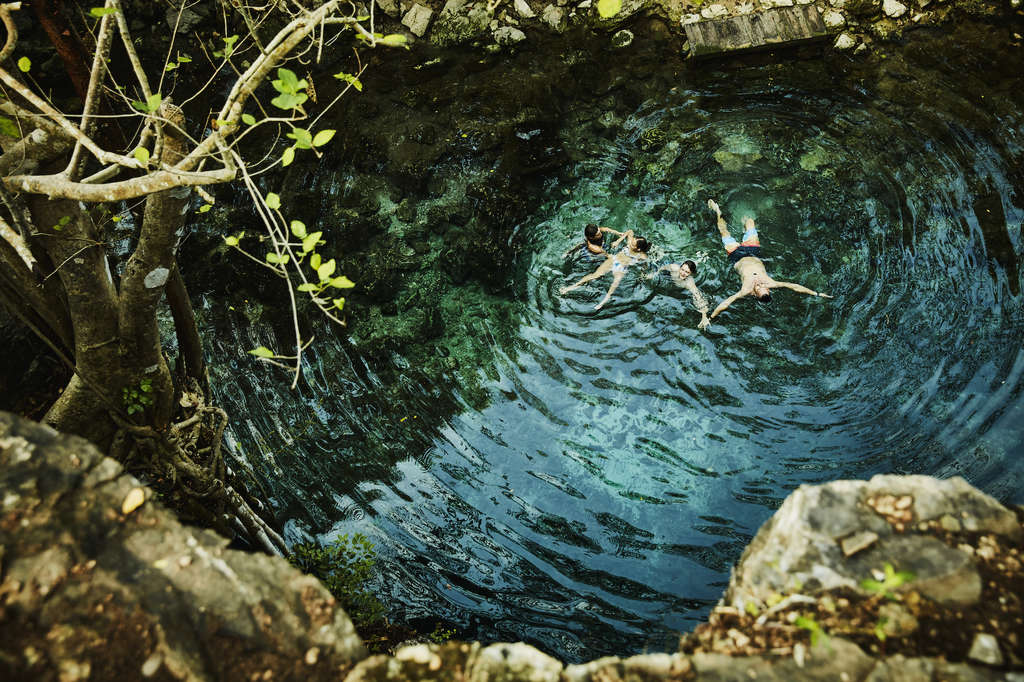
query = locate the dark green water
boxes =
[197,23,1024,661]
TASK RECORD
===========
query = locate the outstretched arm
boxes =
[563,242,584,259]
[686,280,712,330]
[600,226,624,237]
[710,291,744,319]
[773,281,833,299]
[595,271,625,310]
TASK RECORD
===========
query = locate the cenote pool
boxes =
[193,23,1024,662]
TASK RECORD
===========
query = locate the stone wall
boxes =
[2,411,1021,680]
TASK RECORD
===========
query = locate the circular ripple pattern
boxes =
[209,30,1024,663]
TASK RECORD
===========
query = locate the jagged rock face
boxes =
[0,413,365,681]
[724,475,1022,610]
[2,412,1021,680]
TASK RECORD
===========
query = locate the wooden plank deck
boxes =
[684,6,829,59]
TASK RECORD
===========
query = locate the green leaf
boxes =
[317,259,336,281]
[302,231,321,254]
[265,193,281,210]
[290,220,307,239]
[377,34,409,49]
[281,146,295,167]
[329,275,355,289]
[90,7,118,17]
[333,297,346,311]
[310,253,322,271]
[198,204,212,213]
[177,53,192,63]
[312,129,336,147]
[286,128,313,149]
[133,147,150,165]
[248,346,275,358]
[224,235,239,247]
[334,72,363,91]
[132,93,162,114]
[277,67,299,91]
[222,34,239,58]
[17,57,30,73]
[266,252,290,265]
[271,92,308,110]
[241,113,256,125]
[165,63,178,72]
[297,283,319,292]
[596,0,621,18]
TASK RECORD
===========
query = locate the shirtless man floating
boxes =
[560,229,650,310]
[707,199,831,322]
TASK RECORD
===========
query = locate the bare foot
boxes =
[707,199,720,215]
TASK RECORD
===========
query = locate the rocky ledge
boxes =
[362,0,1022,56]
[2,410,1022,680]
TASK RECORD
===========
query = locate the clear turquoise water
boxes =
[202,30,1024,661]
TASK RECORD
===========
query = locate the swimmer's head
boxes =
[681,260,697,278]
[584,223,600,240]
[634,237,651,253]
[753,281,772,303]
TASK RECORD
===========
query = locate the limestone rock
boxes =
[681,12,702,24]
[514,0,536,17]
[723,476,1016,611]
[701,4,729,18]
[541,4,567,30]
[966,633,1003,666]
[0,413,365,681]
[493,26,527,45]
[377,0,404,18]
[822,9,847,27]
[882,0,908,17]
[431,0,493,46]
[402,4,434,37]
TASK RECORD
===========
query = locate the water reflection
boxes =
[201,25,1024,662]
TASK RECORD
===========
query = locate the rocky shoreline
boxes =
[2,412,1022,680]
[365,0,1022,55]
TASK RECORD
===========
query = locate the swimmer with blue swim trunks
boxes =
[707,198,832,322]
[560,229,651,310]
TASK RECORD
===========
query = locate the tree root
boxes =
[110,381,287,556]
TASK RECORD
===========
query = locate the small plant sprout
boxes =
[122,378,154,415]
[794,614,830,649]
[861,563,915,600]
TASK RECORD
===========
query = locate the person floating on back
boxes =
[560,229,650,310]
[707,199,831,322]
[564,223,624,260]
[658,260,711,330]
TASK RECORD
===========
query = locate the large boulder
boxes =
[0,413,365,680]
[724,475,1022,610]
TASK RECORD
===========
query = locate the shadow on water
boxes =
[187,20,1024,662]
